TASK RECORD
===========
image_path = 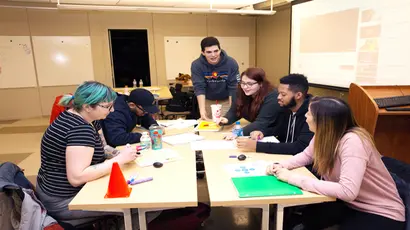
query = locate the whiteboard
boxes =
[164,36,249,80]
[0,36,37,88]
[32,36,94,87]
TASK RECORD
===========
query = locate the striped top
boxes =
[37,110,105,198]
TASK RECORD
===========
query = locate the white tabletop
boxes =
[202,150,335,207]
[69,143,198,211]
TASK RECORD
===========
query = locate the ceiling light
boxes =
[56,3,275,15]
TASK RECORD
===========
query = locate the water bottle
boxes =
[149,125,163,150]
[132,79,137,88]
[140,132,151,150]
[123,85,129,95]
[139,79,143,88]
[232,121,243,138]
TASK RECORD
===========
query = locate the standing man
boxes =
[191,36,240,120]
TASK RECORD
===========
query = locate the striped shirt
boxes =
[37,110,105,198]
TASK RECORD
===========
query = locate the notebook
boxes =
[231,175,303,198]
[194,121,222,132]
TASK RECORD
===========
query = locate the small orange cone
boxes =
[105,162,132,198]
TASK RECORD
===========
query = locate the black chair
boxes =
[164,84,195,119]
[382,156,410,230]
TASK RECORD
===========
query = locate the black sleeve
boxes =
[224,102,240,125]
[243,92,281,136]
[255,122,314,155]
[67,124,96,148]
[102,113,141,147]
[140,114,158,130]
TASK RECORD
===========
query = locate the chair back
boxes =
[50,95,67,124]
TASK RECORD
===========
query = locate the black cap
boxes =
[128,88,159,114]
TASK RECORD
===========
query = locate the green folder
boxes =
[231,175,303,198]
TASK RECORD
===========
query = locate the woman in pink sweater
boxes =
[268,97,405,230]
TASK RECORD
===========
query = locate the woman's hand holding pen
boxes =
[266,163,293,183]
[216,117,228,125]
[266,163,284,175]
[236,137,257,151]
[250,131,264,140]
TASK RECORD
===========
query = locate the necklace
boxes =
[68,109,94,127]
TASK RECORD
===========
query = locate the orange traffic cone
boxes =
[105,162,132,198]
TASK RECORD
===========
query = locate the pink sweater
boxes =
[280,132,405,222]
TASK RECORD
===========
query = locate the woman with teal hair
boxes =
[36,81,139,222]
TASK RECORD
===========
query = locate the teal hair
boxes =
[59,81,117,111]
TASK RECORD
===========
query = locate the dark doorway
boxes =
[109,29,151,87]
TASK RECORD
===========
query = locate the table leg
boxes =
[276,204,285,230]
[137,207,183,230]
[138,208,148,230]
[243,204,270,230]
[123,209,133,230]
[261,204,270,230]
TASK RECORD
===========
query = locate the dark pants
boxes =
[300,200,405,230]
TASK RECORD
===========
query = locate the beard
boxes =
[283,96,297,109]
[130,107,138,114]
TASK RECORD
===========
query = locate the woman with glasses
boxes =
[36,81,139,222]
[217,67,282,137]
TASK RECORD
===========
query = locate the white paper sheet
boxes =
[158,119,198,130]
[162,133,204,145]
[190,140,237,151]
[224,160,271,177]
[135,148,181,167]
[258,136,280,143]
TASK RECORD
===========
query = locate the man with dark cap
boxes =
[101,88,159,147]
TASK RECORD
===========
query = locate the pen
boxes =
[235,136,251,139]
[129,177,153,185]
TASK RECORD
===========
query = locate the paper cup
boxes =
[211,104,222,123]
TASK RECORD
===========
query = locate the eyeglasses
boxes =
[240,81,258,87]
[98,104,113,110]
[136,105,148,115]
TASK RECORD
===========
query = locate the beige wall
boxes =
[1,6,350,121]
[256,8,291,86]
[256,7,348,100]
[0,8,256,120]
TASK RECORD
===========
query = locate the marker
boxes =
[229,155,237,158]
[136,145,146,151]
[129,177,153,185]
[127,174,138,184]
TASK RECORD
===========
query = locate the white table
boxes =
[69,143,198,230]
